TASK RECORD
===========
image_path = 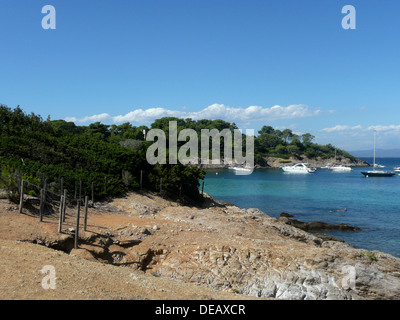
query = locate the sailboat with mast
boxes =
[361,130,395,177]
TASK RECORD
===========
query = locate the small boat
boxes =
[329,149,352,172]
[362,171,395,177]
[329,208,347,213]
[394,167,400,173]
[281,163,316,174]
[374,164,385,168]
[330,164,352,172]
[229,166,253,175]
[361,131,395,177]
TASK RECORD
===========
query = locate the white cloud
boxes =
[113,108,186,123]
[321,125,362,133]
[320,124,400,150]
[65,113,111,123]
[367,125,400,132]
[66,103,321,124]
[322,124,400,134]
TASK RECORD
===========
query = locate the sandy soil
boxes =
[0,194,258,300]
[1,191,399,300]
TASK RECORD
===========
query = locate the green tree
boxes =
[301,133,315,146]
[281,129,294,143]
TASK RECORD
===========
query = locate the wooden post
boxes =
[40,173,45,189]
[140,170,143,190]
[39,188,45,222]
[41,181,47,221]
[58,195,64,233]
[19,180,24,213]
[84,196,88,231]
[62,189,67,222]
[17,172,21,198]
[60,177,64,197]
[74,201,81,249]
[159,177,163,195]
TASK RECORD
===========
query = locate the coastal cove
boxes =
[203,157,400,258]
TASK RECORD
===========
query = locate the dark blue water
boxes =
[203,158,400,257]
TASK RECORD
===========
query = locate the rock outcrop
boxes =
[1,192,399,300]
[260,155,369,168]
[108,194,400,300]
[278,213,362,232]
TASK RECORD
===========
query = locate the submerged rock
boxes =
[280,212,294,218]
[278,214,362,232]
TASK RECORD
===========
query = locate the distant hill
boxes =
[350,149,400,158]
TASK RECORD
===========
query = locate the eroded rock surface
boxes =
[1,192,399,300]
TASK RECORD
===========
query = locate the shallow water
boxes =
[203,158,400,257]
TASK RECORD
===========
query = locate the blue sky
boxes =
[1,0,399,151]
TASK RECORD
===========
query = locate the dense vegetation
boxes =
[0,105,356,203]
[254,125,357,165]
[146,117,357,165]
[0,106,205,203]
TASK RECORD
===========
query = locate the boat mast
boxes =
[373,130,376,171]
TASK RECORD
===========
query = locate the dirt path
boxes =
[0,198,253,300]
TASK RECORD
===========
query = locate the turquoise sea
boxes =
[203,157,400,258]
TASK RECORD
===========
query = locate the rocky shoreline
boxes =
[258,155,369,168]
[1,191,399,300]
[198,155,370,169]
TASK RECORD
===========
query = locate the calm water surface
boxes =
[203,158,400,257]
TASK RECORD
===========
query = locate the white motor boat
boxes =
[281,163,316,174]
[330,165,352,172]
[393,167,400,173]
[228,166,253,175]
[329,149,352,172]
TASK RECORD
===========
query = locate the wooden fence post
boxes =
[19,180,24,213]
[39,188,45,222]
[62,189,67,222]
[74,201,81,249]
[58,195,64,233]
[42,173,46,189]
[84,196,88,231]
[60,177,64,197]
